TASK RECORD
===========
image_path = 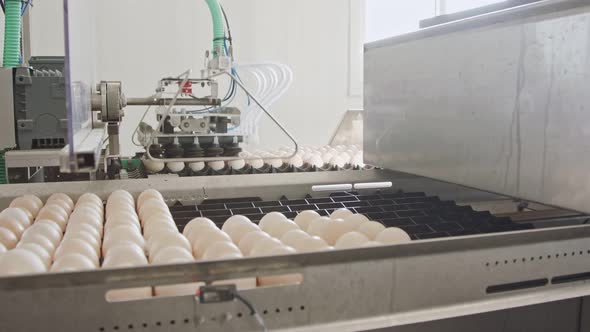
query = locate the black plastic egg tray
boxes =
[168,191,533,240]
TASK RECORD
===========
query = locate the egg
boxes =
[106,202,135,217]
[266,158,283,168]
[238,231,271,255]
[334,232,370,249]
[0,242,6,254]
[102,225,145,256]
[375,227,412,244]
[148,233,192,259]
[137,190,164,208]
[143,212,175,228]
[152,246,194,264]
[66,222,101,241]
[351,152,365,168]
[329,156,347,168]
[68,214,103,235]
[0,227,18,249]
[55,238,100,266]
[109,190,134,203]
[17,243,52,269]
[143,159,166,174]
[107,209,140,225]
[71,205,102,221]
[322,219,357,245]
[202,241,242,260]
[321,153,334,164]
[225,221,260,244]
[23,223,62,247]
[167,162,185,173]
[138,201,169,221]
[306,217,331,237]
[330,208,353,220]
[182,217,217,240]
[51,253,96,272]
[258,212,287,230]
[36,204,69,231]
[294,211,320,230]
[143,225,178,243]
[75,193,103,209]
[288,155,304,168]
[192,229,232,258]
[0,215,25,238]
[0,249,47,275]
[264,219,300,239]
[356,221,386,240]
[102,243,148,267]
[338,152,352,164]
[342,214,370,228]
[208,161,226,171]
[1,207,33,227]
[221,215,253,234]
[10,195,43,218]
[105,219,142,233]
[189,162,206,172]
[228,159,246,170]
[19,232,57,254]
[62,231,101,256]
[47,193,74,213]
[280,230,311,247]
[292,236,331,253]
[307,155,324,168]
[48,198,73,215]
[248,237,283,256]
[248,158,265,169]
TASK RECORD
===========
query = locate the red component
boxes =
[181,81,193,94]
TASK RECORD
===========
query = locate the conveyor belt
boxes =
[169,190,533,240]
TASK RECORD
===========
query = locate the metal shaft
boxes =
[126,97,221,106]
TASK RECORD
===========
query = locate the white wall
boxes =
[3,0,363,156]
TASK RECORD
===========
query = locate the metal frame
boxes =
[0,170,589,331]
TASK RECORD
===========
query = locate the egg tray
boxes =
[168,190,533,240]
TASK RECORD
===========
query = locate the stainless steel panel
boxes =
[364,0,590,214]
[0,69,16,149]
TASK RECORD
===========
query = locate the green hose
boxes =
[2,0,22,68]
[204,0,225,58]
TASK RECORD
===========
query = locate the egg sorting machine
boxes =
[2,0,590,331]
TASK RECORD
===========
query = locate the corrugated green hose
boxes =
[2,0,22,67]
[204,0,226,57]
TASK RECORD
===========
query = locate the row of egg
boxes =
[144,144,363,174]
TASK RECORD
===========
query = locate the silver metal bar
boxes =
[4,150,61,168]
[126,97,221,107]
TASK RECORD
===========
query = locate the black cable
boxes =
[233,292,268,332]
[220,4,233,48]
[0,0,5,13]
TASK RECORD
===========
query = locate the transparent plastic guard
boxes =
[60,0,104,173]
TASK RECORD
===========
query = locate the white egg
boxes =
[248,237,283,256]
[167,162,185,173]
[148,233,192,259]
[334,232,370,249]
[294,211,320,230]
[102,243,148,268]
[16,243,52,269]
[0,249,47,275]
[375,227,412,244]
[192,229,232,258]
[202,241,242,260]
[47,193,74,213]
[105,219,142,233]
[258,212,287,230]
[107,190,135,207]
[228,159,246,170]
[1,207,33,227]
[338,152,352,164]
[238,231,271,255]
[0,242,6,255]
[280,230,311,247]
[321,153,334,164]
[288,155,304,168]
[138,201,169,221]
[183,218,217,240]
[51,253,97,272]
[0,215,25,238]
[224,221,260,244]
[307,155,324,168]
[0,227,18,249]
[330,208,353,220]
[68,214,103,235]
[189,162,206,172]
[292,236,331,253]
[221,215,252,233]
[137,189,163,208]
[143,159,166,174]
[322,219,357,245]
[75,193,103,209]
[248,158,265,169]
[36,204,69,231]
[62,231,101,256]
[144,225,179,243]
[266,158,283,168]
[351,152,365,168]
[143,212,175,228]
[265,219,300,239]
[23,223,62,248]
[10,196,42,218]
[103,225,145,256]
[106,202,135,217]
[152,246,194,264]
[306,217,331,237]
[250,242,293,257]
[208,161,226,171]
[356,221,386,240]
[19,232,57,254]
[66,223,101,241]
[55,238,100,266]
[342,214,370,228]
[107,209,140,226]
[71,205,103,223]
[329,156,347,168]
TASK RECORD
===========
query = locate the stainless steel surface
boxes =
[60,127,106,172]
[365,0,590,214]
[4,150,61,168]
[127,97,221,106]
[0,68,16,149]
[329,110,364,147]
